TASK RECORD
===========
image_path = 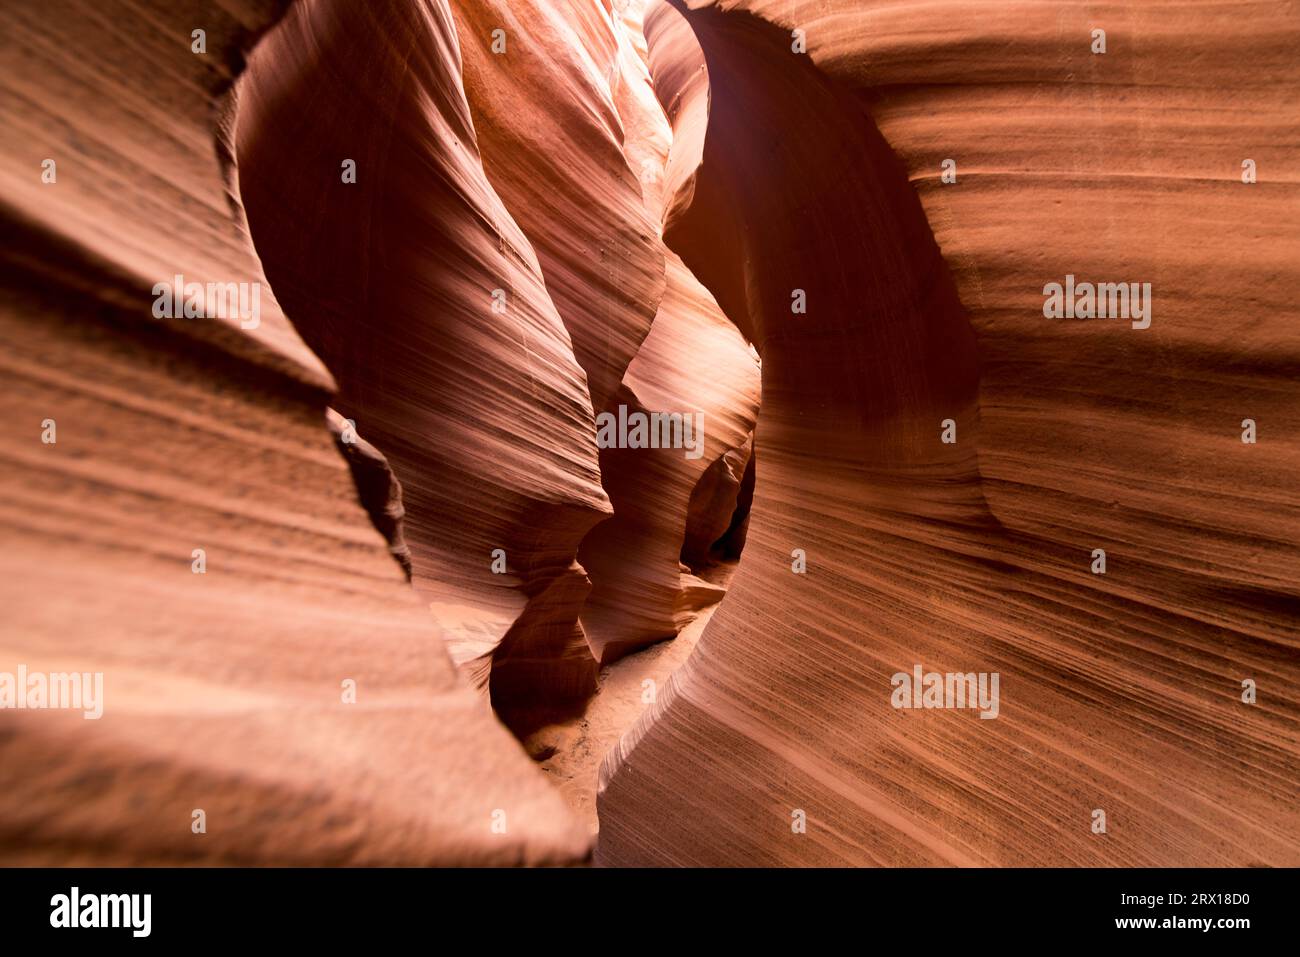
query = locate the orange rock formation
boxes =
[2,0,1296,868]
[597,0,1300,866]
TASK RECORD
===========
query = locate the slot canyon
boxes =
[1,0,1297,867]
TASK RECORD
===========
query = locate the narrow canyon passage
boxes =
[236,0,614,735]
[234,0,761,827]
[2,0,1295,871]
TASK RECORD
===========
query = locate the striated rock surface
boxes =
[235,0,612,724]
[0,0,589,865]
[597,0,1300,866]
[6,0,1295,870]
[576,0,762,664]
[449,0,665,415]
[445,0,761,669]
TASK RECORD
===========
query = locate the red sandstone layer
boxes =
[2,0,1296,868]
[0,0,590,865]
[595,0,1300,866]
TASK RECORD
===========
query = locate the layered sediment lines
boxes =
[578,2,762,663]
[597,0,1300,866]
[449,0,664,415]
[6,0,1294,868]
[0,0,589,865]
[579,256,760,663]
[236,0,613,719]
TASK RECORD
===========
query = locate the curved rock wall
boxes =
[597,0,1300,866]
[449,0,665,415]
[0,0,589,865]
[4,0,1295,868]
[235,0,613,721]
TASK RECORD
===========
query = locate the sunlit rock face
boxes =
[449,0,665,417]
[236,0,614,722]
[235,0,757,733]
[0,0,590,865]
[573,1,762,665]
[596,0,1300,866]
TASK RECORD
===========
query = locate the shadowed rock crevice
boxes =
[326,410,413,581]
[654,3,984,466]
[681,433,755,575]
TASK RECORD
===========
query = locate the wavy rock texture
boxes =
[0,0,589,865]
[446,0,761,668]
[597,0,1300,866]
[6,0,1296,870]
[449,0,664,415]
[577,3,763,663]
[235,0,614,724]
